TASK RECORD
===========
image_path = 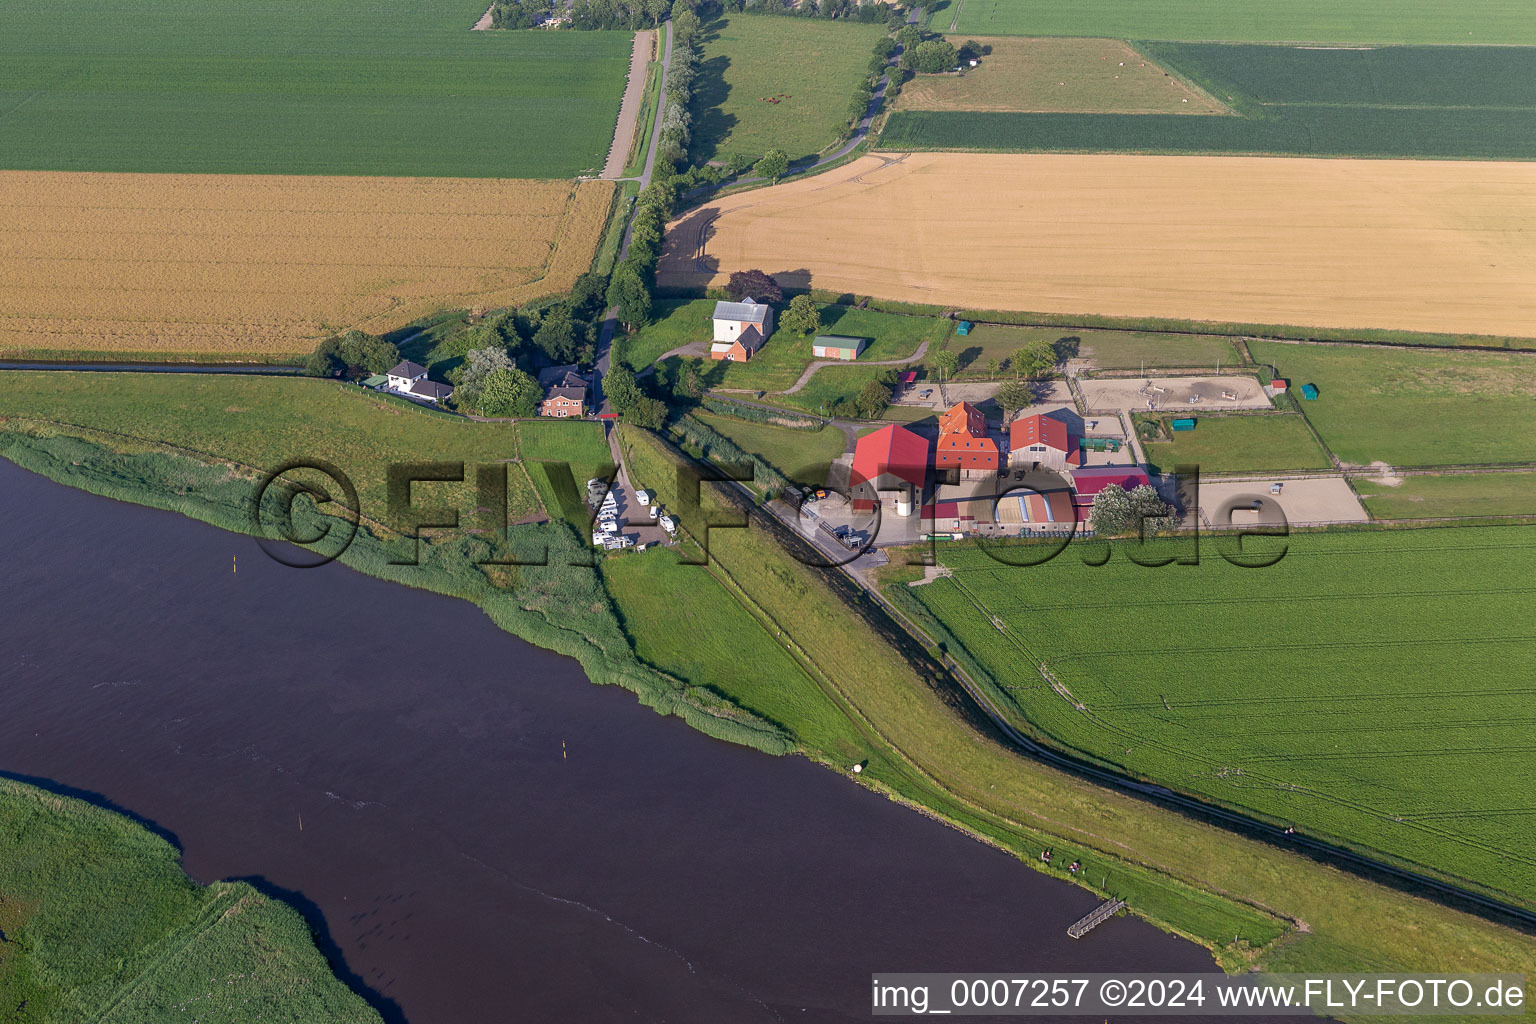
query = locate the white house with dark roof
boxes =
[385,359,453,404]
[710,298,774,361]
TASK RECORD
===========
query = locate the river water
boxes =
[0,461,1255,1022]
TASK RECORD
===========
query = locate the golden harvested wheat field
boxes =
[660,153,1536,338]
[0,172,615,357]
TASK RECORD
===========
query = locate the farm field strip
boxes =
[661,153,1536,339]
[0,172,614,356]
[883,44,1536,160]
[951,0,1536,44]
[904,527,1536,904]
[898,37,1228,115]
[1,0,634,177]
[1357,472,1536,520]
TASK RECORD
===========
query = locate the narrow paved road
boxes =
[593,18,674,417]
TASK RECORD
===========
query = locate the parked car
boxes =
[812,489,829,500]
[647,504,661,520]
[919,389,932,399]
[1270,482,1283,494]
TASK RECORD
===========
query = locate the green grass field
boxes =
[898,527,1536,906]
[1356,472,1536,520]
[952,325,1239,375]
[639,301,947,394]
[951,0,1536,44]
[690,14,885,164]
[881,44,1536,159]
[1249,342,1536,467]
[692,411,848,483]
[0,777,379,1023]
[1,0,632,176]
[0,372,536,525]
[1144,414,1331,474]
[602,551,870,758]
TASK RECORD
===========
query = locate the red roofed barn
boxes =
[1009,413,1081,472]
[1069,467,1151,509]
[934,401,1000,479]
[851,424,929,514]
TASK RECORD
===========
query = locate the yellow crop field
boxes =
[659,153,1536,338]
[899,37,1225,114]
[0,172,615,358]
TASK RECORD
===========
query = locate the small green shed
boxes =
[956,320,973,335]
[1301,383,1319,400]
[812,335,868,361]
[1171,417,1197,431]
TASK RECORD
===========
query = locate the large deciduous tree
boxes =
[754,149,790,184]
[780,294,822,336]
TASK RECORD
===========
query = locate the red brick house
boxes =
[934,401,1000,479]
[538,367,589,418]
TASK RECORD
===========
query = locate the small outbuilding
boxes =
[1171,417,1197,431]
[956,320,973,336]
[1301,383,1319,400]
[812,335,868,361]
[1270,378,1289,392]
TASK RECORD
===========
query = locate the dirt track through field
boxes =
[659,153,1536,338]
[0,172,614,356]
[602,30,655,180]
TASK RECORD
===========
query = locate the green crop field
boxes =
[950,0,1536,44]
[1356,472,1536,520]
[899,526,1536,905]
[0,777,379,1023]
[1144,414,1331,474]
[690,14,885,164]
[881,44,1536,160]
[1249,342,1536,467]
[1,0,632,176]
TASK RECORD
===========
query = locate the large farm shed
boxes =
[812,335,868,360]
[1009,413,1081,472]
[852,424,929,513]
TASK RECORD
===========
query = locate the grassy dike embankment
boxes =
[0,371,1532,1020]
[0,776,380,1021]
